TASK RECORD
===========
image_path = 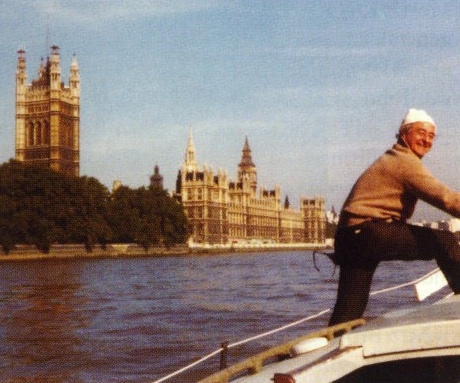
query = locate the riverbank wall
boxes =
[0,242,330,262]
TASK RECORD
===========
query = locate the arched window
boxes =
[28,122,34,146]
[36,121,42,145]
[44,121,50,144]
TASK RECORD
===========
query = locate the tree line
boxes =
[0,160,188,254]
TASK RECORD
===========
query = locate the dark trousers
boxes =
[328,220,460,326]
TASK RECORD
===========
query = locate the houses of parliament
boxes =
[14,47,326,246]
[175,131,326,245]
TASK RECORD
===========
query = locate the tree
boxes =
[0,160,113,253]
[108,185,188,250]
[66,176,113,251]
[152,188,187,247]
[0,160,188,254]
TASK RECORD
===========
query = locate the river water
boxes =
[0,251,449,383]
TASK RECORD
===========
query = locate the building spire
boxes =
[239,135,256,167]
[238,135,257,194]
[150,163,164,189]
[184,128,198,172]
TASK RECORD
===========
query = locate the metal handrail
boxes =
[196,319,365,383]
[151,267,442,383]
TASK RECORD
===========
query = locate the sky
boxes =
[1,1,460,221]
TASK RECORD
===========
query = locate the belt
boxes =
[340,212,401,228]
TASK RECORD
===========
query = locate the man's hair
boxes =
[396,123,412,139]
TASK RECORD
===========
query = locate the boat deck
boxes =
[201,295,460,383]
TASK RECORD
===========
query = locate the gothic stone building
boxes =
[15,46,80,177]
[175,132,326,245]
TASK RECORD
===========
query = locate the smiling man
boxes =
[329,108,460,326]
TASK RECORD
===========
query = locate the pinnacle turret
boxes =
[70,54,80,97]
[183,129,198,172]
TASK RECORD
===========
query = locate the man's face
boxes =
[401,121,436,158]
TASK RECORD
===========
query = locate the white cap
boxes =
[400,108,436,130]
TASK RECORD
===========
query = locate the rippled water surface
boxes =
[0,251,446,382]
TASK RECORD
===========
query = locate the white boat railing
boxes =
[150,267,449,383]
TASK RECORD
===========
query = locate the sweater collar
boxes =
[392,142,420,159]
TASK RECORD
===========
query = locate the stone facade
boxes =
[15,46,80,177]
[175,131,326,245]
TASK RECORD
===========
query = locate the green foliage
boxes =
[0,160,188,254]
[108,185,188,251]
